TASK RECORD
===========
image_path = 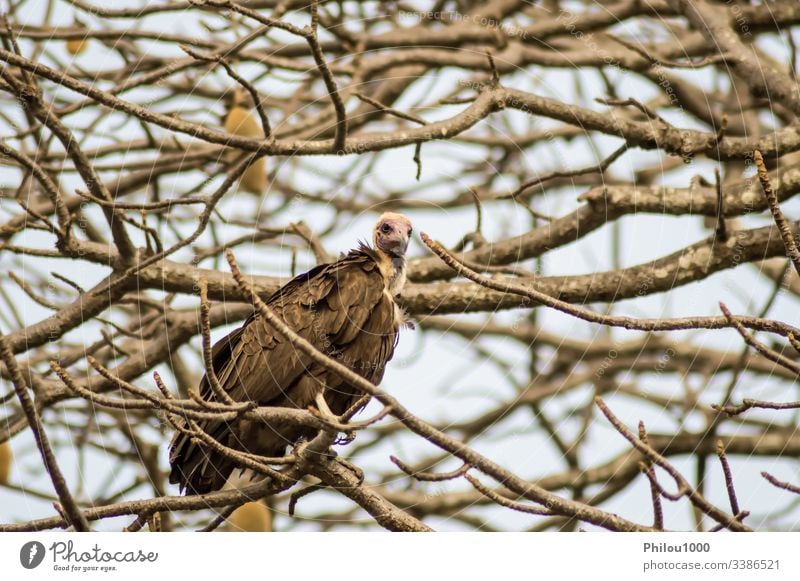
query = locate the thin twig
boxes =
[714,167,727,241]
[762,472,800,495]
[198,505,238,532]
[716,439,741,517]
[506,143,628,201]
[709,511,749,532]
[0,331,90,531]
[353,92,427,126]
[719,302,800,377]
[419,232,800,339]
[465,473,553,516]
[639,422,664,530]
[198,278,236,405]
[713,398,800,416]
[755,149,800,277]
[123,514,147,532]
[307,0,347,152]
[595,397,750,532]
[288,483,325,516]
[390,456,470,482]
[640,462,688,502]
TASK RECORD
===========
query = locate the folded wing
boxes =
[169,246,400,494]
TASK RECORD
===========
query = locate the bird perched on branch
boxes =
[169,212,413,494]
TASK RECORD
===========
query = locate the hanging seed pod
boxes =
[66,36,89,56]
[227,501,272,532]
[223,92,267,195]
[0,441,12,485]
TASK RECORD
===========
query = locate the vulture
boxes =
[169,212,413,494]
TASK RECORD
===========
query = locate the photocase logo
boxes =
[19,541,46,569]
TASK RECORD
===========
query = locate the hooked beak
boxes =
[388,231,409,257]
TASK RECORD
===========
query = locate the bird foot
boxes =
[334,432,356,446]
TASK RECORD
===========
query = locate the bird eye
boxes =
[381,224,391,233]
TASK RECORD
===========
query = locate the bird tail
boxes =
[168,420,235,495]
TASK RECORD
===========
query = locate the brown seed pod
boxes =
[0,441,12,485]
[227,501,272,532]
[224,105,267,195]
[66,37,89,56]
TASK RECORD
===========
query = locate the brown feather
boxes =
[169,245,404,494]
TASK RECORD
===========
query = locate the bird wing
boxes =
[169,247,400,493]
[204,248,391,406]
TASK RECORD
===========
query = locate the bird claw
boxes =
[334,431,356,446]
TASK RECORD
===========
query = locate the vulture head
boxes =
[373,212,412,258]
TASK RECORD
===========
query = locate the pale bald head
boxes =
[373,212,412,258]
